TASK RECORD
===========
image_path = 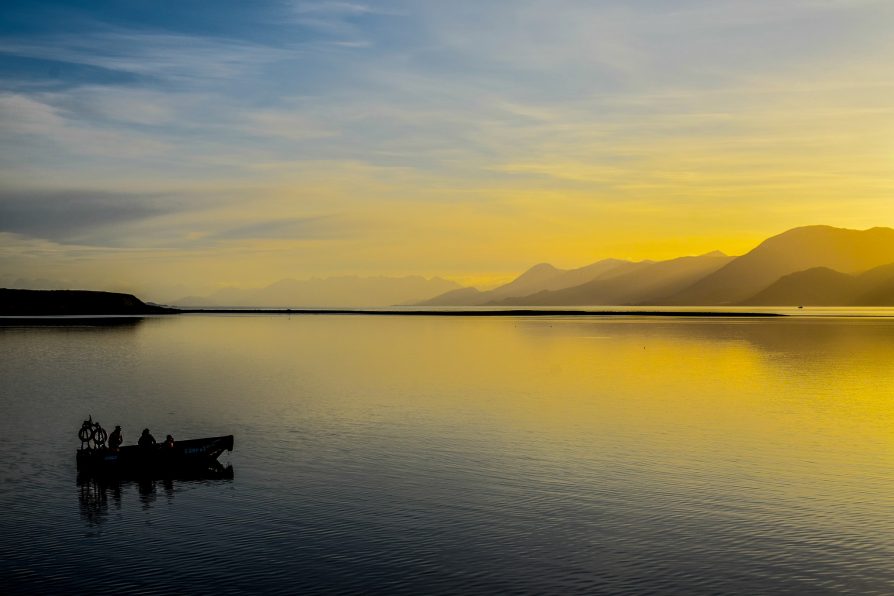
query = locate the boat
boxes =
[78,459,234,486]
[76,417,233,474]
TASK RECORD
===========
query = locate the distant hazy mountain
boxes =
[490,263,564,299]
[172,225,894,308]
[739,262,894,306]
[661,226,894,305]
[420,225,894,307]
[491,259,644,299]
[737,267,857,306]
[491,252,733,306]
[175,275,461,307]
[419,258,643,306]
[858,263,894,304]
[417,286,486,306]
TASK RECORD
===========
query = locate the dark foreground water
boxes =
[1,314,892,594]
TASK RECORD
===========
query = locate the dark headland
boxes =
[0,289,177,316]
[0,289,784,317]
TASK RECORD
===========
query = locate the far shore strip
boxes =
[176,308,785,317]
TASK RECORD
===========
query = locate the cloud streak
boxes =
[208,215,347,242]
[0,189,180,243]
[0,31,297,84]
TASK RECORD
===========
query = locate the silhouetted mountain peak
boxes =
[490,251,734,306]
[755,224,894,252]
[423,225,894,307]
[517,262,561,279]
[737,263,894,306]
[488,262,565,297]
[661,225,894,304]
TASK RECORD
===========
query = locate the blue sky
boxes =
[2,1,893,299]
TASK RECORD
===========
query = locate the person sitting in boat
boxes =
[138,428,156,448]
[163,434,175,449]
[108,425,123,451]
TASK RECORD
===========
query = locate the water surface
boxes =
[1,314,892,593]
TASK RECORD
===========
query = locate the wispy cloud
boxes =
[0,31,297,84]
[0,92,172,158]
[246,107,339,141]
[0,188,175,243]
[292,2,380,16]
[209,215,345,242]
[290,1,400,23]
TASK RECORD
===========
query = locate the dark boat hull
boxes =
[77,435,234,474]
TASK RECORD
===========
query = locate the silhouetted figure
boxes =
[108,426,123,451]
[138,428,156,448]
[164,434,175,449]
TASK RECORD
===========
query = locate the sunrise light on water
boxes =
[2,2,894,594]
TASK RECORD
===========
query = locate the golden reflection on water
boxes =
[3,313,892,593]
[154,315,893,477]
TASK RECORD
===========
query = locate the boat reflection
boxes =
[77,462,234,526]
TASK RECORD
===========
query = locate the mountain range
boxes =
[172,226,894,308]
[420,226,894,307]
[740,263,894,306]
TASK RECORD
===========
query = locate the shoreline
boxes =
[171,308,788,317]
[0,308,788,320]
[8,308,894,321]
[8,289,894,318]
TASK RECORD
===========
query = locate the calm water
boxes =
[1,314,892,594]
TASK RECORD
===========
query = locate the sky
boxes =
[1,0,893,299]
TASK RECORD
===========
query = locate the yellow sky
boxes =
[2,2,894,299]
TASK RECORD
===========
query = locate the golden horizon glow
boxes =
[2,2,894,301]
